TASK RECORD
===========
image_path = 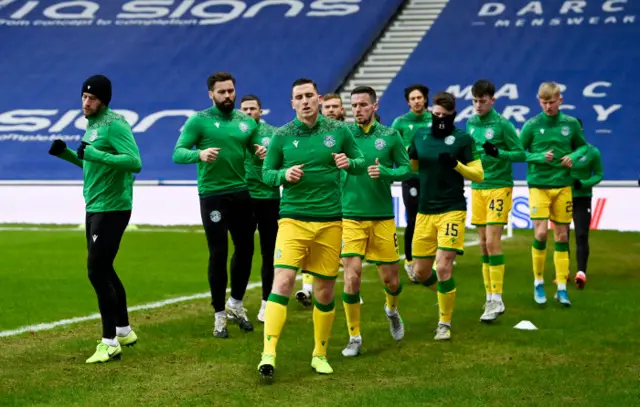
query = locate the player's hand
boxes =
[76,142,89,160]
[560,155,573,168]
[368,158,381,179]
[285,164,304,183]
[545,150,554,163]
[482,141,499,158]
[438,153,458,169]
[574,179,583,190]
[254,144,267,160]
[332,153,350,169]
[48,139,67,156]
[199,148,220,163]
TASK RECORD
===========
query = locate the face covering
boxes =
[431,112,457,138]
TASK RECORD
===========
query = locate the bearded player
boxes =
[339,86,411,356]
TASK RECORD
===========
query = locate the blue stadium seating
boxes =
[378,0,640,181]
[0,0,403,180]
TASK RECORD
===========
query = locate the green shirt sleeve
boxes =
[58,148,83,168]
[172,115,202,164]
[83,121,142,173]
[581,149,604,188]
[567,120,588,162]
[498,120,526,162]
[379,130,412,181]
[342,126,366,175]
[520,122,547,164]
[262,132,288,187]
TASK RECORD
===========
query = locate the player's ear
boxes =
[208,90,214,102]
[318,94,324,104]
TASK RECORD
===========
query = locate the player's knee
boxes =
[381,269,399,291]
[272,269,296,296]
[534,229,547,242]
[344,270,361,293]
[554,228,569,243]
[313,280,335,304]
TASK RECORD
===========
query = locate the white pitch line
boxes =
[0,226,202,233]
[0,234,498,338]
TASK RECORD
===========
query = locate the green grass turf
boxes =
[0,226,638,406]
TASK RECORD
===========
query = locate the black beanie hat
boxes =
[82,75,112,106]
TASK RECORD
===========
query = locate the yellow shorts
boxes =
[529,187,573,224]
[413,211,466,258]
[471,187,513,226]
[341,219,400,264]
[274,218,342,279]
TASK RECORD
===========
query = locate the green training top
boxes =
[409,127,478,215]
[391,110,432,147]
[172,106,259,197]
[570,144,604,198]
[245,121,280,200]
[262,115,366,222]
[341,121,412,220]
[466,108,525,190]
[57,107,142,213]
[520,112,588,189]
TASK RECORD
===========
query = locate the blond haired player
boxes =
[520,82,588,307]
[257,78,365,381]
[466,80,525,322]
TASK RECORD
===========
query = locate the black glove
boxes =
[48,139,67,156]
[77,142,89,160]
[482,141,499,158]
[573,179,583,190]
[438,153,458,169]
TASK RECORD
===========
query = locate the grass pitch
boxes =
[0,226,638,406]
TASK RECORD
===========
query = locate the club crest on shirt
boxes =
[239,122,249,132]
[444,135,455,145]
[485,129,494,140]
[261,137,270,147]
[324,135,336,148]
[89,130,98,142]
[374,138,386,150]
[561,126,570,136]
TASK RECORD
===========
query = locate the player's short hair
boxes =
[404,84,429,102]
[240,94,261,108]
[351,86,377,103]
[471,80,496,98]
[292,78,319,92]
[323,93,342,104]
[432,92,456,112]
[207,72,235,91]
[538,82,562,100]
